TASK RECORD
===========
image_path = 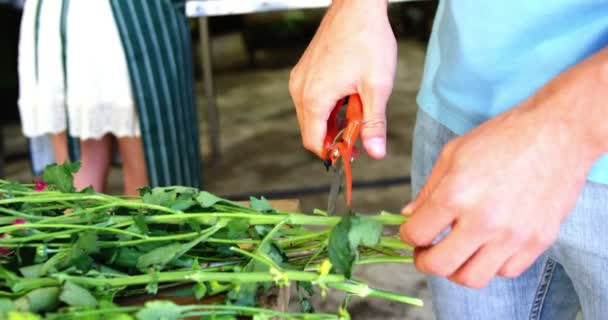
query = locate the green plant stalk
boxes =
[355,256,414,265]
[0,223,146,239]
[51,304,339,320]
[12,270,344,292]
[327,281,423,307]
[8,269,420,307]
[144,212,407,226]
[277,229,330,247]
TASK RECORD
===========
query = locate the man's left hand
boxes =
[400,51,608,287]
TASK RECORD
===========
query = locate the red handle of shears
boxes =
[323,94,363,207]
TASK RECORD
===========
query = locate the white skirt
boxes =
[18,0,141,140]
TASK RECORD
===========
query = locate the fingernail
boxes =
[367,137,386,157]
[401,203,414,215]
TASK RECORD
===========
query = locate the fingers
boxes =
[400,188,457,248]
[302,98,335,156]
[497,230,558,278]
[448,237,519,288]
[400,144,454,246]
[358,80,393,159]
[410,219,485,277]
[290,69,340,157]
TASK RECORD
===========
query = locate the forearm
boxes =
[331,0,388,8]
[329,0,389,16]
[525,46,608,165]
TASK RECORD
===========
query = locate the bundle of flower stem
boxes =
[0,163,421,320]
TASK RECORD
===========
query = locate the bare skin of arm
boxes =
[289,1,608,288]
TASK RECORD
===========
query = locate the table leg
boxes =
[198,16,221,165]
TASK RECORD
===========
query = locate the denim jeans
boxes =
[411,109,608,320]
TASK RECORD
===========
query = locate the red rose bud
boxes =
[34,178,47,192]
[13,219,26,225]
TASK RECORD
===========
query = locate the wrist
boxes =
[529,47,608,164]
[330,0,389,12]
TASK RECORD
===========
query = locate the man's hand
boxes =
[289,1,397,159]
[400,47,608,288]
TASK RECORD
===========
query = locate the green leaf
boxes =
[312,208,329,216]
[195,191,244,209]
[328,217,354,278]
[142,188,175,207]
[13,287,60,313]
[195,191,224,208]
[132,215,149,234]
[80,186,95,194]
[347,216,383,250]
[59,281,98,307]
[40,251,71,276]
[135,301,182,320]
[111,247,142,268]
[328,216,383,279]
[138,186,152,197]
[193,283,207,300]
[228,242,287,306]
[170,199,196,211]
[72,231,99,256]
[226,219,249,239]
[71,253,94,272]
[136,243,182,270]
[19,265,43,279]
[170,192,196,211]
[146,273,159,295]
[0,266,18,281]
[137,222,225,271]
[249,196,274,213]
[42,162,80,192]
[0,298,16,313]
[186,219,201,232]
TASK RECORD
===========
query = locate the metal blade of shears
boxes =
[327,159,343,215]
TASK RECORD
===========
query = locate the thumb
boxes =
[359,83,391,159]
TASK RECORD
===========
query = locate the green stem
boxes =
[277,229,330,247]
[39,203,118,224]
[327,280,423,307]
[0,223,145,239]
[145,212,406,227]
[379,236,413,251]
[55,270,345,288]
[230,247,279,270]
[356,256,414,265]
[0,207,45,221]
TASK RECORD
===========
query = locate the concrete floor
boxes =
[2,34,435,319]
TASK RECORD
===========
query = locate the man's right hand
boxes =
[289,1,397,159]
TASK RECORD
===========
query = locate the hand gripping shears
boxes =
[323,94,363,213]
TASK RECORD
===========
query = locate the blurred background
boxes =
[0,1,437,319]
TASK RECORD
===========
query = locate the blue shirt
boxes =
[417,0,608,183]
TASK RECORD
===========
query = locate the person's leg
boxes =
[117,136,148,195]
[550,180,608,320]
[410,109,580,319]
[50,132,69,164]
[74,134,112,193]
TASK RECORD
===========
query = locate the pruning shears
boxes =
[323,94,363,214]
